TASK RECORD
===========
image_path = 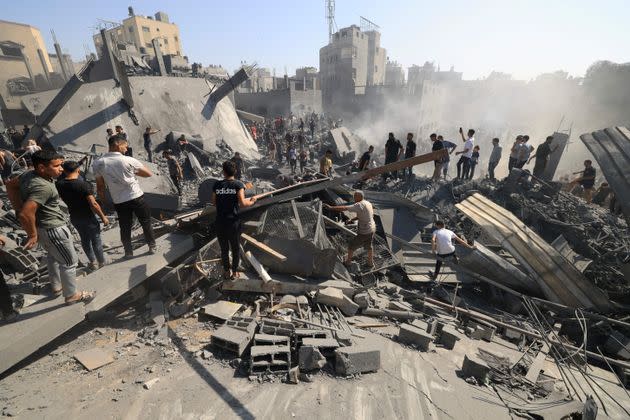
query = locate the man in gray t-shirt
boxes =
[325,190,376,269]
[6,150,93,305]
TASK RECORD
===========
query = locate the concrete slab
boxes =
[74,347,114,371]
[335,346,381,375]
[200,301,243,322]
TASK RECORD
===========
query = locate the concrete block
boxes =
[299,345,327,371]
[335,346,380,375]
[250,345,291,374]
[302,338,339,349]
[438,326,461,350]
[461,354,490,383]
[211,325,252,356]
[604,331,630,360]
[353,292,370,309]
[469,322,495,342]
[199,300,242,321]
[225,316,258,335]
[260,319,295,336]
[398,324,433,351]
[294,328,328,346]
[427,319,440,336]
[389,301,413,312]
[503,327,523,341]
[410,319,429,331]
[254,334,290,346]
[316,287,359,316]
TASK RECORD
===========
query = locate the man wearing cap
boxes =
[56,160,109,270]
[325,190,376,269]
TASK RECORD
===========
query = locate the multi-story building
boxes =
[385,60,404,86]
[93,9,183,60]
[319,24,387,114]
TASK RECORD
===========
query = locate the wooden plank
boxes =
[0,233,194,375]
[241,233,287,262]
[291,200,305,238]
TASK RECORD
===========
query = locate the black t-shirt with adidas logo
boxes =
[213,179,244,223]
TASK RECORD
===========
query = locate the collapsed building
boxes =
[0,86,629,419]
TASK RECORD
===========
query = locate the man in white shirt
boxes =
[93,135,156,258]
[325,190,376,268]
[430,220,475,280]
[455,128,475,179]
[516,135,533,169]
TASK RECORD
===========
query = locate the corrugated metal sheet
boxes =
[580,126,630,222]
[455,193,612,311]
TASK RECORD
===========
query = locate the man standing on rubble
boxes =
[455,128,475,179]
[56,161,109,271]
[487,138,502,180]
[508,135,523,172]
[569,160,597,203]
[143,127,160,163]
[6,150,94,305]
[309,118,316,139]
[528,136,556,178]
[320,149,334,177]
[211,160,257,279]
[324,190,376,269]
[163,150,183,195]
[93,136,156,258]
[516,135,533,169]
[430,220,475,280]
[384,132,403,180]
[358,145,374,171]
[430,133,444,180]
[403,133,417,178]
[231,152,245,180]
[437,135,457,179]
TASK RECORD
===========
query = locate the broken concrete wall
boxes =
[20,76,260,159]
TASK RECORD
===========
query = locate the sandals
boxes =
[65,291,95,306]
[230,271,241,280]
[52,289,63,298]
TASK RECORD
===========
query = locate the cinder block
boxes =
[461,354,490,383]
[398,324,433,351]
[225,316,258,335]
[316,287,359,316]
[469,322,495,342]
[260,319,295,336]
[353,292,370,309]
[335,346,380,375]
[254,334,290,346]
[438,326,461,350]
[211,326,252,356]
[299,345,327,371]
[250,345,291,374]
[503,327,523,341]
[294,328,329,346]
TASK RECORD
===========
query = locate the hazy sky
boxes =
[3,0,628,80]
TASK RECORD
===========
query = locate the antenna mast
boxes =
[325,0,337,43]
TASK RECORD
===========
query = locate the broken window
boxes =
[142,26,150,33]
[342,31,347,37]
[128,27,133,33]
[163,39,168,45]
[375,65,378,73]
[145,42,152,48]
[352,68,357,78]
[174,36,179,42]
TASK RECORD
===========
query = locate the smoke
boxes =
[339,62,630,181]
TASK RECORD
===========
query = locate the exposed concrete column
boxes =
[20,47,36,88]
[53,43,70,81]
[99,29,119,81]
[36,48,52,87]
[152,38,166,76]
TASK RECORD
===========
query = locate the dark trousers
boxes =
[434,252,457,277]
[467,162,477,179]
[0,272,14,316]
[383,157,397,179]
[456,156,471,179]
[488,161,499,180]
[508,157,517,172]
[533,161,546,178]
[515,160,527,169]
[114,195,155,254]
[72,218,105,264]
[299,160,306,173]
[144,144,153,163]
[290,159,297,173]
[170,175,182,195]
[216,220,241,272]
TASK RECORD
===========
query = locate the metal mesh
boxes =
[258,201,331,249]
[327,228,399,274]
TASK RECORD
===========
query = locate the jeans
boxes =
[216,220,240,272]
[467,162,477,179]
[38,225,78,298]
[432,161,442,180]
[488,161,499,180]
[144,143,153,163]
[456,156,471,179]
[515,160,527,169]
[72,218,105,264]
[0,272,14,315]
[290,159,297,174]
[434,252,458,278]
[114,195,156,254]
[508,157,517,172]
[442,160,450,178]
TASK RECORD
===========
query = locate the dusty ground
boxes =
[1,302,627,420]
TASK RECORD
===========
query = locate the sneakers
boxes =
[1,310,19,323]
[148,246,157,255]
[88,262,99,271]
[123,252,134,260]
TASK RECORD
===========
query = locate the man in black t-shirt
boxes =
[143,127,160,163]
[212,160,257,279]
[56,161,109,270]
[358,145,374,171]
[430,133,444,180]
[528,136,556,178]
[403,133,417,178]
[569,160,597,203]
[384,133,403,179]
